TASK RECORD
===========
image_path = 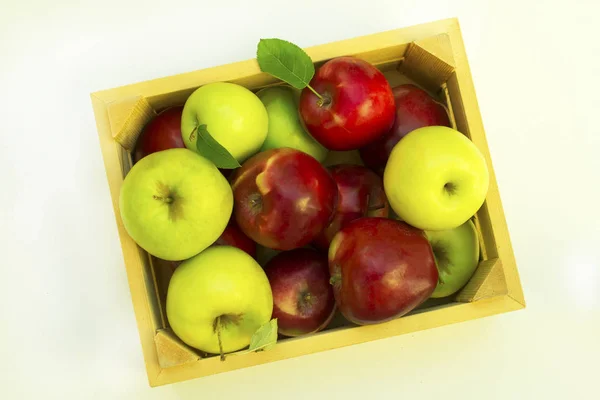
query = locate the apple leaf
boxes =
[195,124,241,169]
[257,38,315,89]
[248,319,278,352]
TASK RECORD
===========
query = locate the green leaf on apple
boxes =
[194,124,241,169]
[257,38,315,90]
[248,318,278,352]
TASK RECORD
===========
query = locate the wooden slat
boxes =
[153,295,524,387]
[90,94,163,384]
[444,22,525,307]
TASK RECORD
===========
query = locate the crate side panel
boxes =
[91,95,165,384]
[445,22,525,306]
[446,72,499,259]
[154,294,522,386]
[91,19,460,107]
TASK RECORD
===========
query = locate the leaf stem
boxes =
[232,342,273,356]
[306,84,323,100]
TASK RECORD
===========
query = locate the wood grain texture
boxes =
[455,258,508,302]
[108,96,155,151]
[441,83,459,130]
[155,329,201,369]
[400,33,456,92]
[90,17,525,387]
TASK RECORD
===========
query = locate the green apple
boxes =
[383,126,489,231]
[182,82,268,163]
[256,86,328,162]
[255,245,281,267]
[426,219,480,298]
[119,148,233,261]
[322,150,364,167]
[166,246,273,354]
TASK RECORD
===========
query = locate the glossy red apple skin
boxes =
[299,57,395,151]
[133,106,185,163]
[212,219,257,258]
[264,248,336,336]
[359,84,451,174]
[313,165,389,250]
[329,217,438,325]
[230,148,337,251]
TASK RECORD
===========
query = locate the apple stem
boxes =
[153,195,174,204]
[216,317,225,361]
[189,125,198,142]
[306,84,324,101]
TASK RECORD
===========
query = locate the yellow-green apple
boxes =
[329,217,438,325]
[264,248,335,337]
[166,246,273,355]
[384,126,489,231]
[299,56,395,151]
[359,84,451,174]
[313,164,389,250]
[425,219,480,298]
[230,148,337,250]
[119,148,233,261]
[181,82,268,163]
[256,86,328,162]
[133,106,185,164]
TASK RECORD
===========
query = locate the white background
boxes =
[1,0,599,399]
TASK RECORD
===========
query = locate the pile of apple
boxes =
[119,40,489,358]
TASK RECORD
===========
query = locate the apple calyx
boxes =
[213,313,243,361]
[247,192,263,215]
[443,182,457,196]
[298,290,317,314]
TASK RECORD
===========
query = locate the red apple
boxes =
[264,248,336,336]
[212,219,257,258]
[133,106,186,163]
[230,148,337,250]
[313,164,389,250]
[329,217,438,325]
[299,56,395,151]
[359,84,451,174]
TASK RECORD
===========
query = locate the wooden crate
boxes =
[90,17,525,387]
